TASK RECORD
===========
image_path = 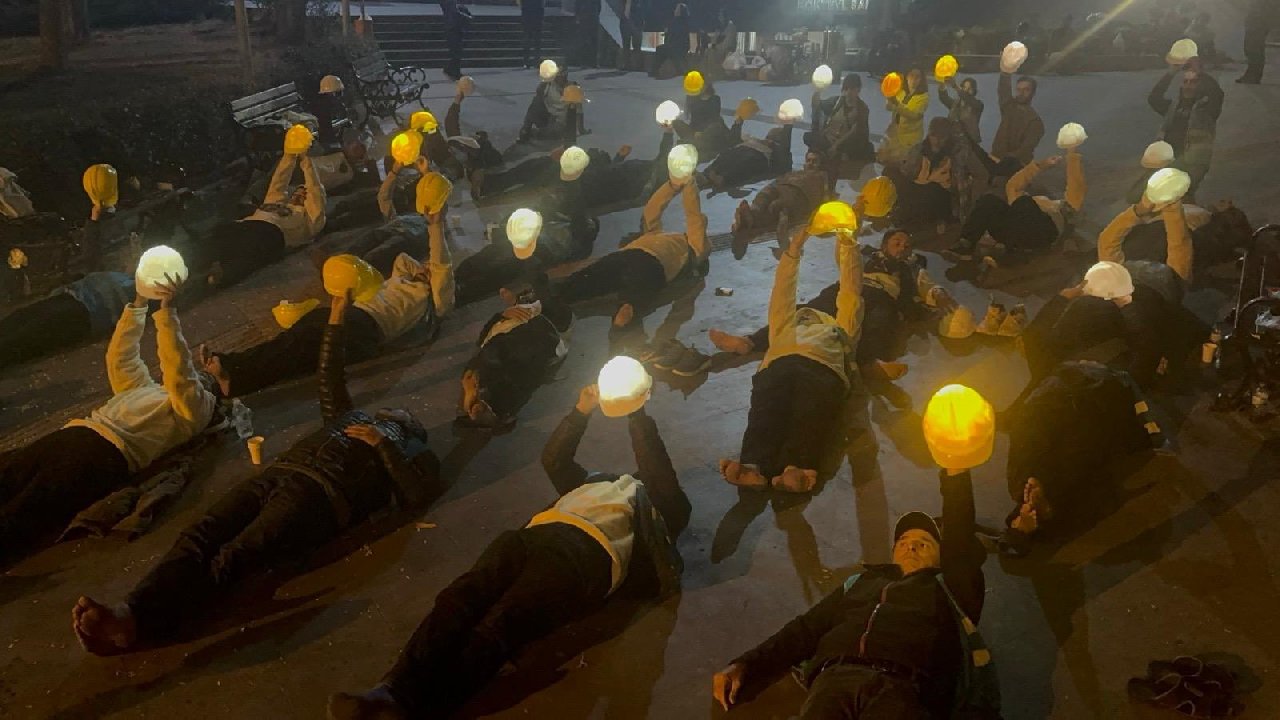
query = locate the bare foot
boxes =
[72,596,138,656]
[197,344,233,397]
[719,459,768,489]
[709,329,753,355]
[731,201,752,258]
[613,303,635,328]
[772,466,818,493]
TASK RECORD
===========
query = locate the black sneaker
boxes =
[671,347,712,377]
[649,340,688,370]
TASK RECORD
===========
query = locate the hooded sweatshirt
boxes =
[244,154,328,247]
[66,306,217,472]
[354,215,455,341]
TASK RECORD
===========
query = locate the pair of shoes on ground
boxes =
[640,338,712,377]
[720,460,817,493]
[1127,656,1243,718]
[976,302,1027,337]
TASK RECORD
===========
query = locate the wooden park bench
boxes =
[230,81,309,168]
[349,48,429,126]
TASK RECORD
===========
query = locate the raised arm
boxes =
[378,162,403,222]
[318,294,355,423]
[940,469,986,621]
[1097,204,1143,264]
[628,408,690,536]
[681,180,709,263]
[1162,202,1193,281]
[426,212,456,316]
[1148,70,1175,116]
[540,387,596,496]
[834,231,863,337]
[810,91,826,134]
[937,82,956,109]
[444,98,463,138]
[105,302,154,394]
[263,153,300,205]
[767,229,806,350]
[299,155,328,236]
[153,305,216,425]
[997,72,1014,110]
[1063,149,1086,212]
[641,178,681,233]
[1005,156,1050,203]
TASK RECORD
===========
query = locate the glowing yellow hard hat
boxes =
[410,110,438,134]
[135,245,188,300]
[271,298,321,329]
[667,144,699,182]
[859,176,898,218]
[562,84,585,104]
[82,163,119,207]
[777,98,805,123]
[922,384,995,469]
[598,356,652,417]
[735,97,760,122]
[808,201,858,236]
[880,72,903,98]
[322,254,383,303]
[934,54,959,81]
[683,70,705,95]
[415,171,453,215]
[391,130,425,166]
[284,124,314,155]
[811,64,833,89]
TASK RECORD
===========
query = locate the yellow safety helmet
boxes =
[284,124,314,155]
[922,384,995,469]
[416,171,453,215]
[82,163,119,207]
[391,130,425,166]
[271,298,321,329]
[934,54,959,81]
[881,72,903,98]
[410,110,438,134]
[322,254,383,303]
[683,70,705,95]
[735,97,760,122]
[808,201,858,237]
[859,176,898,218]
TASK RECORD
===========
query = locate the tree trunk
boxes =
[276,0,307,45]
[68,0,90,41]
[342,0,351,37]
[235,0,255,90]
[38,0,66,70]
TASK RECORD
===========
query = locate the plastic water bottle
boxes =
[230,399,255,440]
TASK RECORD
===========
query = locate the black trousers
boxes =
[0,426,130,565]
[959,194,1057,251]
[1243,10,1273,80]
[521,10,544,65]
[218,306,383,397]
[445,29,464,78]
[575,12,600,66]
[383,522,613,716]
[195,220,287,288]
[0,292,91,369]
[127,468,343,641]
[559,249,668,314]
[651,43,689,77]
[477,157,557,199]
[799,664,930,719]
[619,16,642,66]
[707,147,773,188]
[898,181,954,227]
[740,355,847,479]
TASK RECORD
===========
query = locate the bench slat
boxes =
[230,82,299,112]
[232,93,303,124]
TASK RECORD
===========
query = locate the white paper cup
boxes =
[1201,342,1217,364]
[247,436,265,465]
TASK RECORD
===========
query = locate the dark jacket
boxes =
[991,73,1044,165]
[938,84,984,143]
[581,130,676,207]
[272,323,441,526]
[811,94,873,163]
[1148,70,1222,169]
[469,300,572,419]
[540,408,688,599]
[686,92,722,132]
[733,471,986,717]
[1023,294,1127,382]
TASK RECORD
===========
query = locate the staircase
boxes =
[370,13,576,70]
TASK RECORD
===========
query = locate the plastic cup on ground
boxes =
[247,436,265,465]
[1202,342,1217,364]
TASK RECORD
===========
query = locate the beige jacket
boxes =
[66,306,217,472]
[527,474,640,593]
[624,180,709,282]
[245,154,328,247]
[1006,152,1086,237]
[1097,202,1193,281]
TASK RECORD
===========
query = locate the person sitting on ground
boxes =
[878,67,930,167]
[191,152,327,289]
[328,383,691,719]
[1109,197,1254,277]
[419,88,505,182]
[730,149,830,257]
[1,276,218,567]
[992,72,1045,168]
[946,145,1085,262]
[717,224,861,494]
[1001,360,1163,555]
[199,171,455,399]
[938,76,984,145]
[558,176,708,329]
[72,292,443,655]
[699,118,797,194]
[712,226,956,387]
[806,73,873,193]
[672,80,732,158]
[454,212,600,307]
[896,116,970,236]
[712,463,993,717]
[459,275,574,428]
[518,67,587,143]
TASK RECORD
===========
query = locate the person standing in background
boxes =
[1238,0,1278,84]
[518,0,545,69]
[620,0,648,71]
[441,0,468,81]
[575,0,602,69]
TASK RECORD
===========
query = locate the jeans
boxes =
[559,248,668,314]
[127,468,342,641]
[740,355,848,479]
[800,664,931,720]
[383,522,612,716]
[217,306,383,397]
[0,426,130,565]
[898,181,954,227]
[0,292,91,370]
[959,194,1057,251]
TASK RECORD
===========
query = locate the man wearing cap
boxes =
[559,175,708,328]
[1148,56,1223,198]
[806,73,873,193]
[329,383,691,719]
[198,172,455,399]
[712,423,993,716]
[459,274,573,427]
[72,291,443,656]
[731,149,831,257]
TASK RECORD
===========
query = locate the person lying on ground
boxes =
[717,224,862,494]
[1110,198,1254,277]
[894,116,971,236]
[1098,192,1196,282]
[699,117,797,194]
[187,152,327,289]
[730,150,830,258]
[454,212,600,306]
[712,464,995,717]
[459,275,574,428]
[327,383,691,720]
[805,73,873,193]
[712,226,957,387]
[199,171,455,399]
[72,292,443,656]
[1,276,219,567]
[1001,360,1163,555]
[946,146,1085,261]
[557,176,708,329]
